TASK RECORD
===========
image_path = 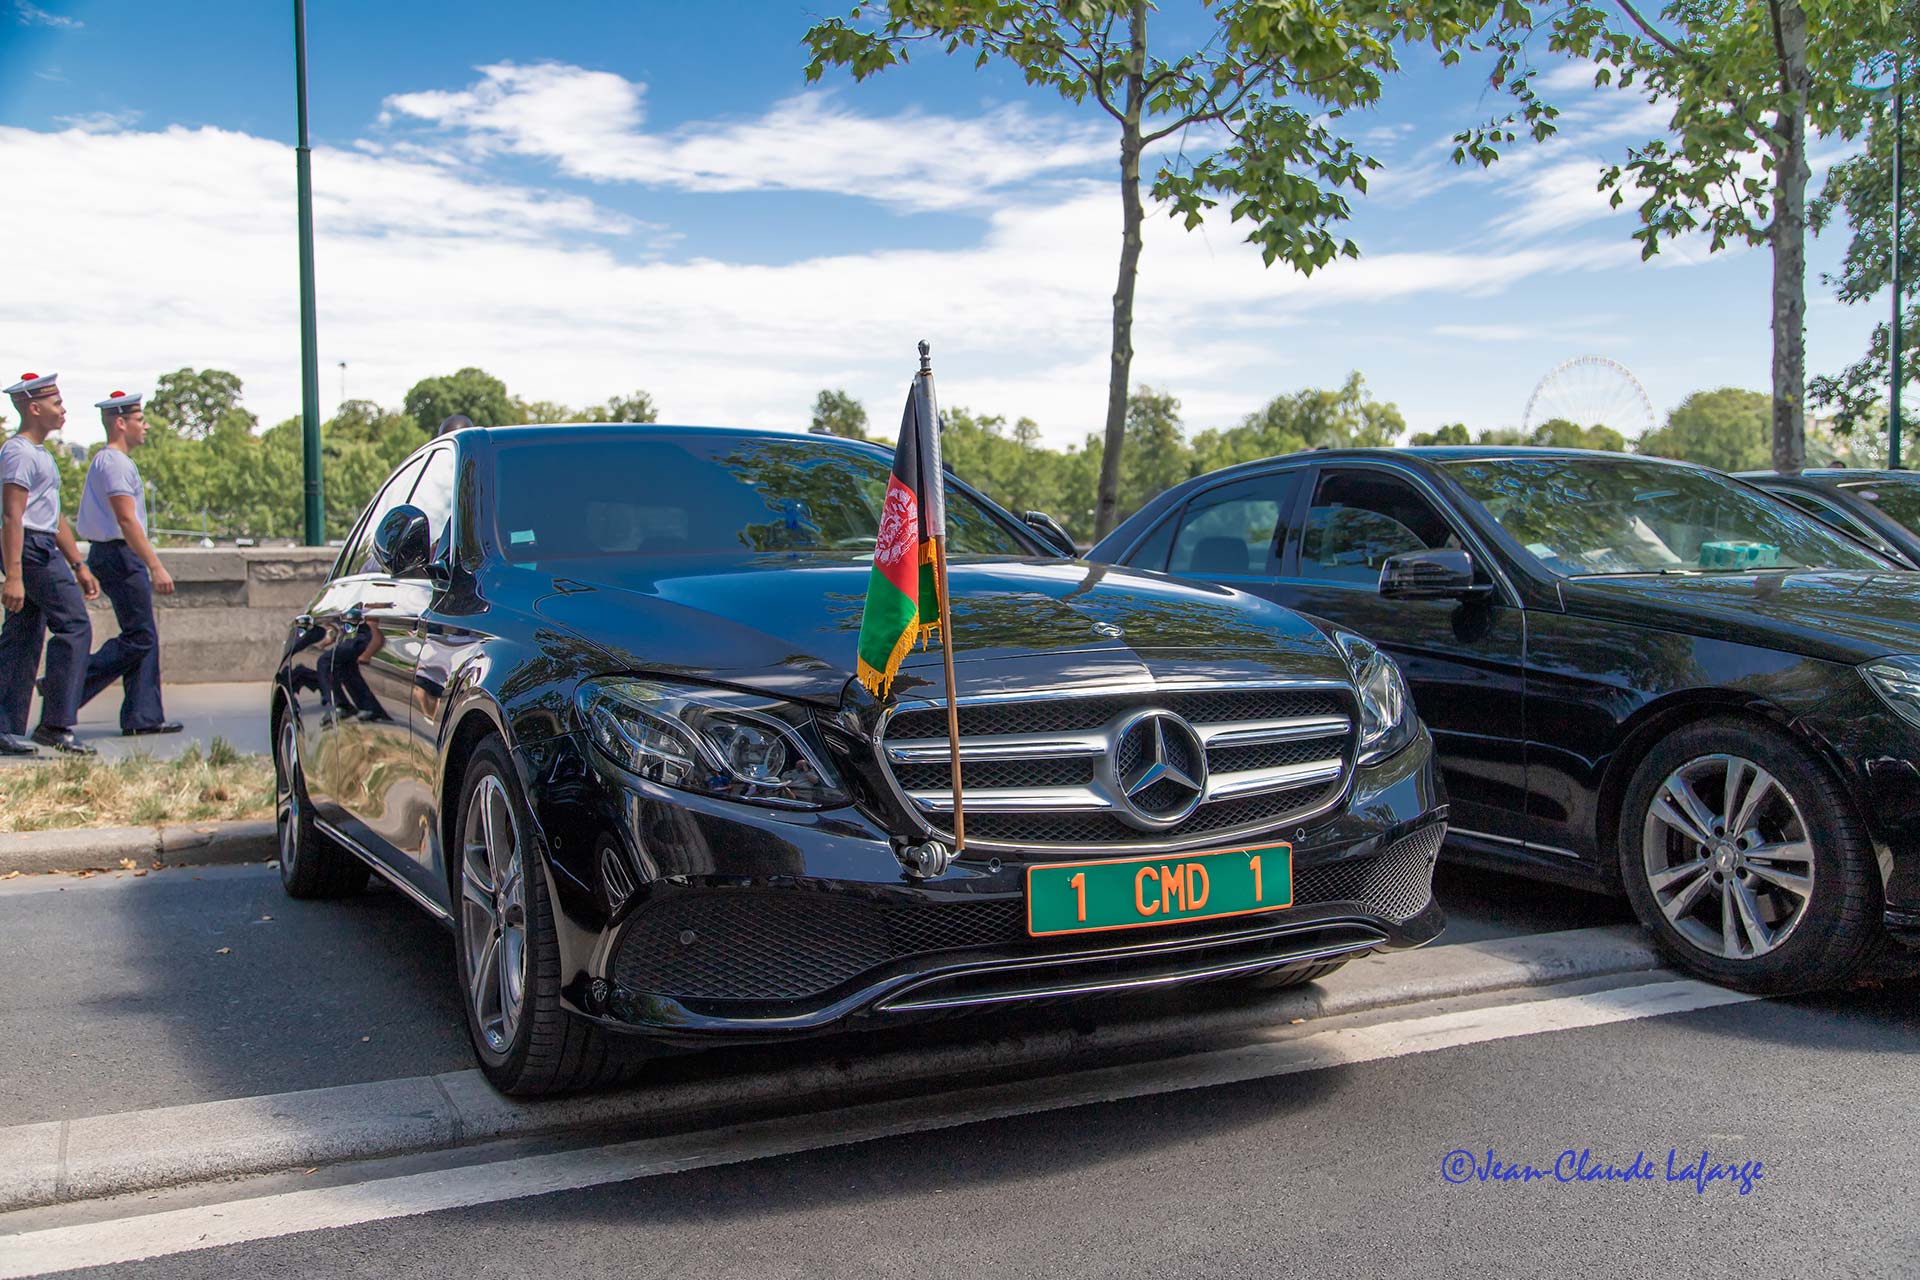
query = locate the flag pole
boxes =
[919,341,964,852]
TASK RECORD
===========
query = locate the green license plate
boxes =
[1025,844,1294,937]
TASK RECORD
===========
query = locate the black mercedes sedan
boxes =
[271,425,1447,1094]
[1739,469,1920,569]
[1091,447,1920,995]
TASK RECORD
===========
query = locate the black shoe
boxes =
[0,732,36,756]
[123,722,185,736]
[30,725,96,756]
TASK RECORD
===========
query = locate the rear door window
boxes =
[1166,473,1296,579]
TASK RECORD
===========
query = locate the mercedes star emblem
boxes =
[1110,709,1208,830]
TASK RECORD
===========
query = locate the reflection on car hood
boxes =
[1562,570,1920,664]
[510,552,1346,703]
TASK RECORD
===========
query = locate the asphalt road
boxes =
[0,853,1630,1126]
[18,974,1919,1280]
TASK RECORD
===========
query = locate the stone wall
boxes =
[79,546,338,683]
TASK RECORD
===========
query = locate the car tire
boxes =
[1619,717,1880,994]
[274,704,367,899]
[1228,957,1350,991]
[452,737,637,1096]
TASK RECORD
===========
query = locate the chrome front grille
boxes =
[879,683,1356,853]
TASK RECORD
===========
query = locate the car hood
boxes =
[507,553,1349,704]
[1560,570,1920,664]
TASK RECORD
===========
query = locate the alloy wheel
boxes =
[275,715,299,873]
[1640,752,1815,961]
[461,774,528,1054]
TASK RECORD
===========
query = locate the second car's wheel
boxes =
[274,706,367,899]
[452,737,637,1096]
[1619,718,1881,994]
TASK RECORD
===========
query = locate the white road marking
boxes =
[0,977,1756,1277]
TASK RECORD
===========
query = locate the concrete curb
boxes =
[0,821,275,875]
[0,924,1664,1213]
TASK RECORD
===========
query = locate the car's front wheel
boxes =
[1619,718,1881,994]
[452,737,636,1095]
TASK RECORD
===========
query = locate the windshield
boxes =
[492,434,1034,563]
[1837,476,1920,532]
[1441,456,1887,577]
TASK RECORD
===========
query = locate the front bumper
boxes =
[516,727,1446,1047]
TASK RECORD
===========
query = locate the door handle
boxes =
[343,605,365,625]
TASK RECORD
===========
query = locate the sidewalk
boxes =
[2,681,272,764]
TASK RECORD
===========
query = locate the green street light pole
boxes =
[1892,59,1905,469]
[293,0,324,544]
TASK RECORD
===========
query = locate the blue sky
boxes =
[0,0,1883,448]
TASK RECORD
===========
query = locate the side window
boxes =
[409,448,456,562]
[1123,514,1178,573]
[1775,491,1896,556]
[339,456,427,580]
[1299,469,1461,585]
[1168,473,1295,577]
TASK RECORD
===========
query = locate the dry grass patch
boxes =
[0,738,274,832]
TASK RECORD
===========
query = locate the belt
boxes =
[89,538,126,547]
[23,528,56,540]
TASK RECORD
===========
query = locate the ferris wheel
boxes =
[1522,355,1658,438]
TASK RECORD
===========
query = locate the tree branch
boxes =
[1615,0,1687,59]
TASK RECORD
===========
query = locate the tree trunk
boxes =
[1092,0,1149,542]
[1769,0,1811,476]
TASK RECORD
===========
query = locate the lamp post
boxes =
[1893,60,1905,469]
[294,0,325,544]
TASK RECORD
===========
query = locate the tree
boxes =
[327,399,428,471]
[1637,387,1773,470]
[1409,422,1473,446]
[806,0,1500,539]
[1191,372,1403,472]
[1529,418,1630,451]
[598,390,659,424]
[1120,386,1192,515]
[1464,1,1902,476]
[1810,33,1918,437]
[403,367,523,434]
[809,388,869,438]
[148,367,256,441]
[517,399,579,425]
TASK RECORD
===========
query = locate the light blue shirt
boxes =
[0,433,60,533]
[77,445,146,542]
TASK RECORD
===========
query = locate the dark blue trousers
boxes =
[0,529,91,733]
[80,541,165,731]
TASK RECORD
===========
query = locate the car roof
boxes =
[1165,444,1700,490]
[473,422,884,450]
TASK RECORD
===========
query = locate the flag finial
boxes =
[918,340,931,375]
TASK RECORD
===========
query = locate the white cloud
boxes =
[0,115,1643,451]
[380,61,1114,213]
[53,109,141,133]
[15,2,80,29]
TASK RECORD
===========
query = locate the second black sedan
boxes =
[1092,447,1920,994]
[1739,469,1920,569]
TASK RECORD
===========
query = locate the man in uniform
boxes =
[76,390,181,735]
[0,372,100,755]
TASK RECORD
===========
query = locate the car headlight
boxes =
[1330,631,1417,764]
[1862,656,1920,731]
[575,677,848,809]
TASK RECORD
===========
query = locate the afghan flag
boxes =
[856,369,947,700]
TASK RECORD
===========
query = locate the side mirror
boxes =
[1023,510,1078,557]
[1379,549,1482,600]
[372,504,433,579]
